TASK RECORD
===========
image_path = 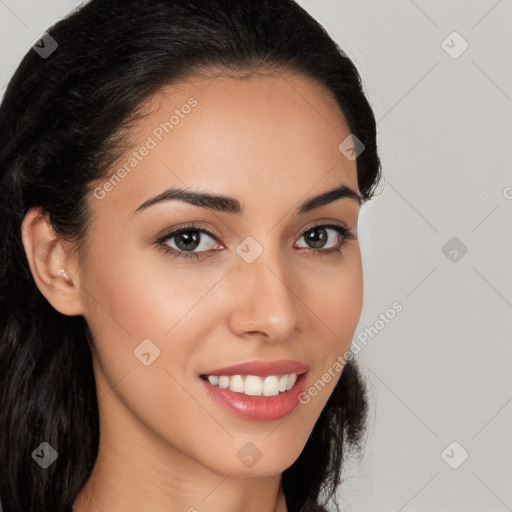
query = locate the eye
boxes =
[155,221,356,261]
[294,223,354,253]
[156,224,223,261]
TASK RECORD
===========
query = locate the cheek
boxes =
[80,246,218,449]
[79,240,231,403]
[303,246,363,346]
[82,237,224,339]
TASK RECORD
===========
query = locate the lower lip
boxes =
[199,373,309,421]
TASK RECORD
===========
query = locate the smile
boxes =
[199,372,310,421]
[199,372,302,397]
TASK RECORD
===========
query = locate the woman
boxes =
[0,0,381,511]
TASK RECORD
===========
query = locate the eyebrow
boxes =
[133,182,361,216]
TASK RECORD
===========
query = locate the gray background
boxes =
[1,1,511,511]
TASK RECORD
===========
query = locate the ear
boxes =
[21,207,84,316]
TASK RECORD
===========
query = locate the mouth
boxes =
[199,371,308,397]
[198,370,310,421]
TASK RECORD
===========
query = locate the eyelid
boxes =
[293,218,356,241]
[154,222,223,245]
[155,219,355,245]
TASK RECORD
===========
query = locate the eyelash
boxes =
[155,221,356,261]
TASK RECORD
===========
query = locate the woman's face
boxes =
[78,71,363,477]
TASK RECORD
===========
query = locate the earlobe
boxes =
[21,207,84,316]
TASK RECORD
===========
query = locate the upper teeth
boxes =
[205,373,299,396]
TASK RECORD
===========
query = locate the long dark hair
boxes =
[0,1,381,510]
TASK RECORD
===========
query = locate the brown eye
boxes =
[173,231,201,251]
[303,226,329,249]
[296,225,344,250]
[162,229,218,253]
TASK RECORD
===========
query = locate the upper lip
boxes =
[200,359,310,377]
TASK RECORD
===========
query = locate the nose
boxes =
[227,250,301,343]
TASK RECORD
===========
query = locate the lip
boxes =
[199,359,310,377]
[199,370,310,421]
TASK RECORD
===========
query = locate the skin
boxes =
[21,70,364,512]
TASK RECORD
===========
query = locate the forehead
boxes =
[89,71,359,220]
